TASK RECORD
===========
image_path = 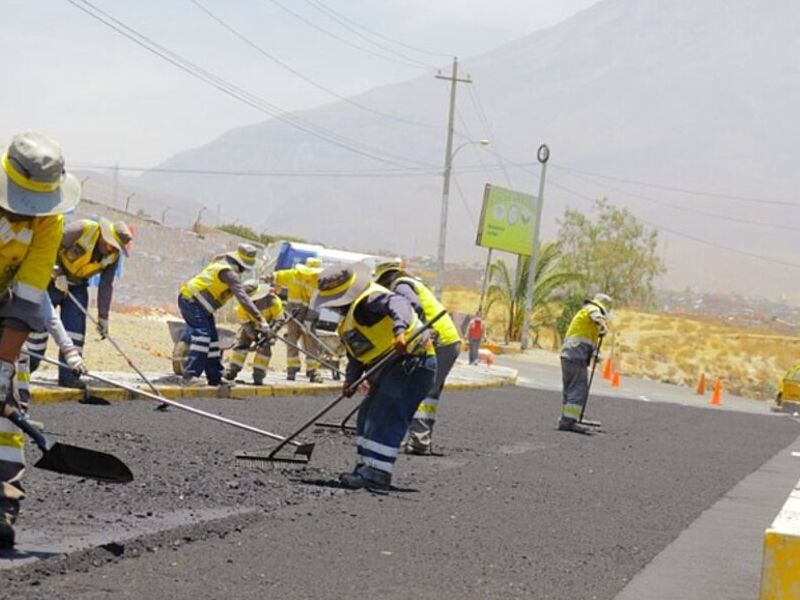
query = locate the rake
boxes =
[25,351,313,464]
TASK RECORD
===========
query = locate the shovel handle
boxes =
[5,409,49,452]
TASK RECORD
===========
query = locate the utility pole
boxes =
[434,57,472,298]
[520,144,550,350]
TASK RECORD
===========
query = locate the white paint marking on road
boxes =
[639,396,651,402]
[791,451,800,458]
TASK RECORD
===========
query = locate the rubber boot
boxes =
[308,370,324,384]
[339,465,391,490]
[557,417,590,434]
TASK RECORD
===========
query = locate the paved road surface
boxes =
[0,385,797,599]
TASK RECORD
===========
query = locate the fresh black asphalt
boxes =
[1,386,797,599]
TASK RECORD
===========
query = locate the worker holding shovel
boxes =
[559,293,612,434]
[0,131,82,546]
[311,263,437,490]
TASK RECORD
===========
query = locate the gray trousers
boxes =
[408,340,462,450]
[560,357,589,422]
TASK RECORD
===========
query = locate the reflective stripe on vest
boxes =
[180,261,234,312]
[394,276,460,346]
[0,417,25,465]
[60,221,118,281]
[564,303,607,347]
[337,283,423,366]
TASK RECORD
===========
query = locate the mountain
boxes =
[138,0,800,303]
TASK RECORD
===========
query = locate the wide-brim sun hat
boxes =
[249,283,272,302]
[99,218,133,257]
[311,262,372,311]
[0,131,81,216]
[373,259,403,280]
[227,243,258,269]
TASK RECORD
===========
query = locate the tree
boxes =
[556,199,665,307]
[217,224,305,245]
[485,242,582,343]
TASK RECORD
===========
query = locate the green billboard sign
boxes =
[475,184,538,256]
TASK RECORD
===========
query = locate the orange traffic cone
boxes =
[710,378,722,406]
[696,373,706,395]
[611,371,621,388]
[603,358,613,380]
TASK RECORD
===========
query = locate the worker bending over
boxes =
[224,281,283,385]
[178,244,269,386]
[559,293,612,434]
[27,217,132,388]
[312,263,436,490]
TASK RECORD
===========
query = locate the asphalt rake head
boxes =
[234,441,315,465]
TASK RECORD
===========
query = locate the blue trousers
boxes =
[355,354,436,476]
[178,295,222,385]
[28,282,88,383]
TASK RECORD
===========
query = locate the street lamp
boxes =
[434,138,490,297]
[124,193,136,213]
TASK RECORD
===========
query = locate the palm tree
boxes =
[485,242,582,344]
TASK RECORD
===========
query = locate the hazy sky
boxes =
[1,0,598,168]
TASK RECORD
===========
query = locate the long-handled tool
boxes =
[3,405,133,483]
[315,400,359,434]
[237,310,447,464]
[65,290,165,409]
[285,313,342,363]
[579,334,605,428]
[25,351,314,463]
[266,329,345,379]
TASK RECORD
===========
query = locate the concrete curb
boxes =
[30,368,518,405]
[759,477,800,599]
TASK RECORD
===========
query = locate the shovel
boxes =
[579,334,605,428]
[3,407,133,483]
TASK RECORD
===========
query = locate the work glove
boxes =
[257,319,272,336]
[54,274,69,293]
[63,347,87,375]
[342,381,357,398]
[0,360,14,407]
[597,321,608,337]
[393,332,408,355]
[96,317,109,339]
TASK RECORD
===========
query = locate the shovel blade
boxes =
[34,442,134,483]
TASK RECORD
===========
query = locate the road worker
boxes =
[272,256,324,383]
[178,243,269,386]
[374,261,462,455]
[0,131,81,547]
[558,293,612,434]
[223,280,284,385]
[27,217,133,388]
[312,263,437,490]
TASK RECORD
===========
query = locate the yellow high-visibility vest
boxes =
[394,276,460,346]
[0,213,63,303]
[564,302,608,347]
[180,260,234,313]
[338,283,431,366]
[235,294,283,324]
[59,220,119,281]
[274,264,322,305]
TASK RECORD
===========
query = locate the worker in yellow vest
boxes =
[178,244,268,385]
[559,293,612,434]
[223,280,284,385]
[374,261,462,455]
[272,257,324,383]
[0,131,81,547]
[27,217,132,387]
[312,263,437,490]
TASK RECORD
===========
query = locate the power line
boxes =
[66,0,431,168]
[550,163,800,207]
[451,173,477,228]
[301,0,451,59]
[303,0,436,69]
[265,0,430,70]
[466,85,515,188]
[547,177,800,270]
[191,0,440,130]
[561,169,800,233]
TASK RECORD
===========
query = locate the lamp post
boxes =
[124,193,136,213]
[434,138,490,297]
